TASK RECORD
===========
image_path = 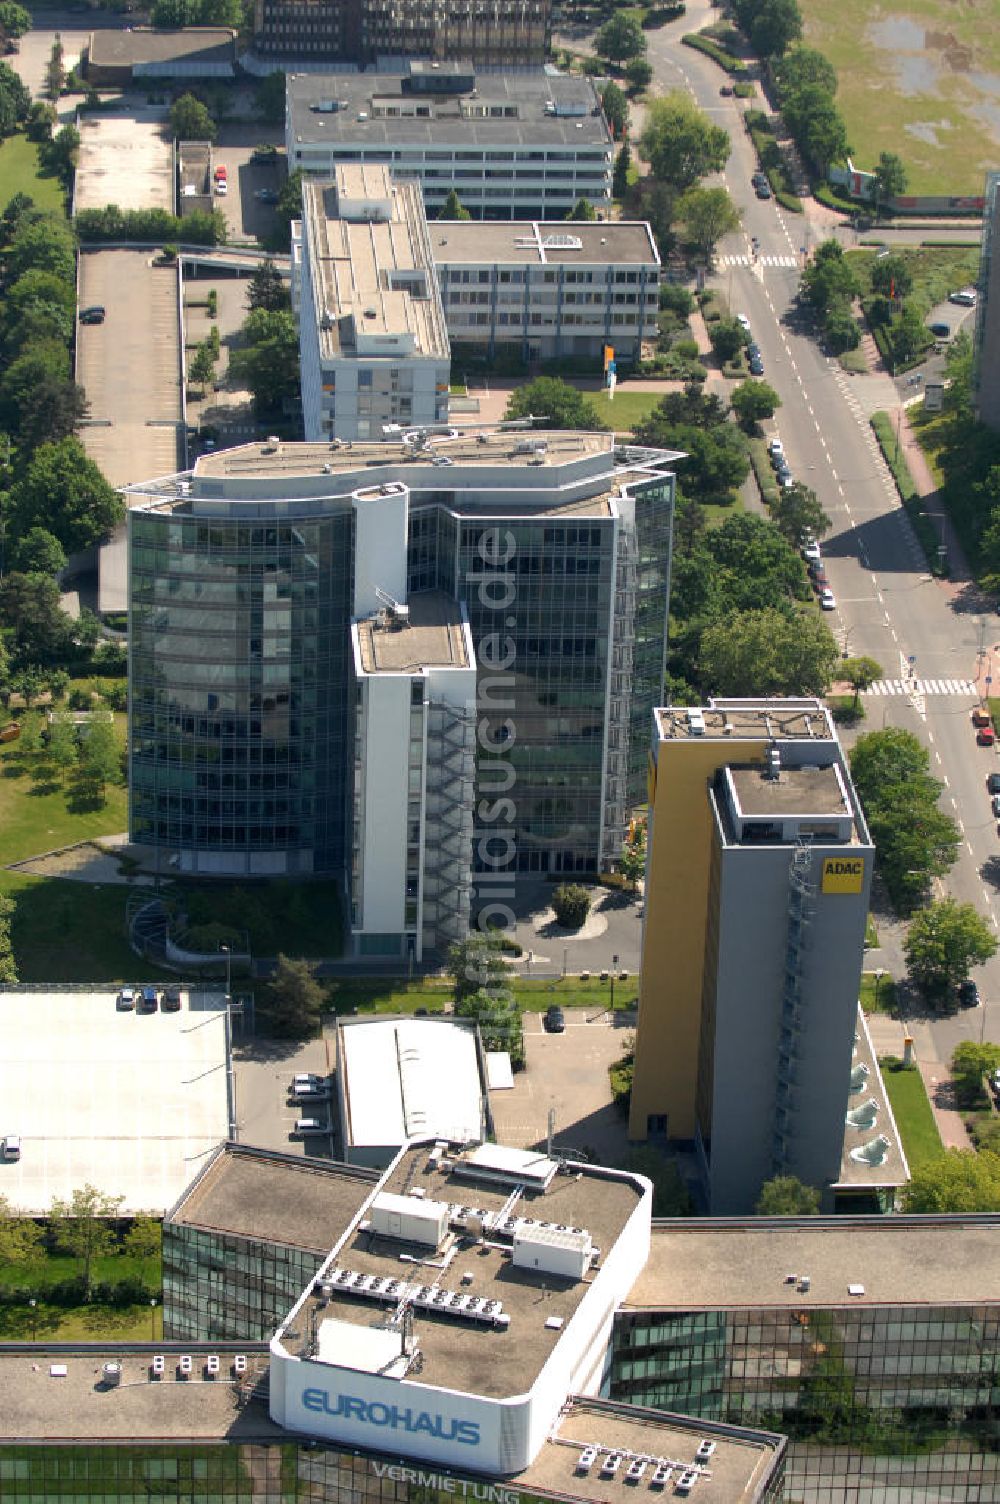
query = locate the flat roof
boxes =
[337,1016,485,1146]
[287,71,611,151]
[728,763,849,819]
[656,700,836,744]
[0,990,228,1215]
[74,115,174,215]
[834,1005,909,1191]
[301,170,450,362]
[627,1217,1000,1310]
[278,1142,645,1399]
[355,590,470,674]
[167,1144,378,1252]
[87,26,235,67]
[0,1347,277,1442]
[522,1398,783,1504]
[428,219,659,268]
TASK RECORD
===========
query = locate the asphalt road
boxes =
[637,13,999,1058]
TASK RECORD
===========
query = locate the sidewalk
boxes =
[865,1006,971,1151]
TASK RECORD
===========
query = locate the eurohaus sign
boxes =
[302,1389,481,1447]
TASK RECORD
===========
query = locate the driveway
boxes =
[233,1034,336,1161]
[489,1008,635,1163]
[211,138,286,243]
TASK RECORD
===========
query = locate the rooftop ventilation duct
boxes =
[845,1098,880,1131]
[849,1133,891,1167]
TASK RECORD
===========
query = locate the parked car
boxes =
[138,986,158,1013]
[991,794,1000,818]
[292,1079,331,1100]
[767,438,784,461]
[291,1072,323,1091]
[254,188,279,204]
[294,1117,329,1136]
[978,725,996,746]
[973,707,991,728]
[2,1134,20,1161]
[987,773,1000,794]
[811,571,829,594]
[214,163,227,181]
[737,313,751,332]
[162,986,182,1012]
[949,288,977,307]
[749,353,765,375]
[802,541,821,562]
[719,84,733,97]
[116,988,135,1011]
[79,305,105,325]
[544,1006,566,1033]
[958,979,980,1008]
[819,588,836,610]
[928,321,951,338]
[754,179,772,200]
[215,179,228,196]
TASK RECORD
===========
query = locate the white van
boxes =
[2,1134,21,1160]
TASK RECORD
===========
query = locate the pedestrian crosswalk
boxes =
[864,678,976,697]
[718,254,799,268]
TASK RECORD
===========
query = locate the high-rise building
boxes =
[293,167,451,443]
[285,68,613,222]
[126,428,677,958]
[974,170,1000,431]
[255,0,550,67]
[629,701,875,1214]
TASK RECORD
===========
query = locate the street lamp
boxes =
[150,1298,157,1339]
[28,1297,36,1341]
[220,943,231,1008]
[610,953,619,1013]
[874,968,885,1013]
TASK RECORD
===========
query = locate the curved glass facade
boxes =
[129,509,354,875]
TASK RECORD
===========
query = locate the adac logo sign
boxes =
[821,857,865,895]
[302,1389,480,1447]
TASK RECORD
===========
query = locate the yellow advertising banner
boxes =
[821,856,865,894]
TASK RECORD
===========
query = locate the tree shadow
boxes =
[65,772,108,814]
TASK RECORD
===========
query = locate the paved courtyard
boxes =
[0,990,229,1214]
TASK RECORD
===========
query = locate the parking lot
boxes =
[233,1035,336,1160]
[0,990,229,1214]
[78,247,181,490]
[209,135,286,243]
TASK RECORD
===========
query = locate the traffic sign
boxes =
[908,654,917,665]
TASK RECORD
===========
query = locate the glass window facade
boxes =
[163,1222,325,1343]
[129,510,355,874]
[612,1305,1000,1501]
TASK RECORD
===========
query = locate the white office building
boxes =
[293,165,451,440]
[286,65,613,221]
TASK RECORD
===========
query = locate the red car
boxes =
[978,725,996,746]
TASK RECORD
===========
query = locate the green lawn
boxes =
[800,0,1000,194]
[0,870,176,983]
[587,387,665,434]
[0,1300,163,1342]
[0,132,65,218]
[880,1058,944,1171]
[859,970,896,1014]
[0,729,128,868]
[846,245,981,308]
[333,974,639,1015]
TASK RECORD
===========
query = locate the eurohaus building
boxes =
[8,1138,1000,1501]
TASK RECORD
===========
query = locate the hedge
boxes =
[681,33,746,74]
[76,206,225,246]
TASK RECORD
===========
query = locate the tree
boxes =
[622,1146,693,1215]
[869,253,913,301]
[9,664,44,707]
[951,1042,1000,1107]
[888,301,930,368]
[567,196,596,222]
[26,98,56,142]
[0,59,29,135]
[899,1149,1000,1214]
[48,706,77,772]
[0,4,31,41]
[49,1184,124,1299]
[0,1193,41,1264]
[634,387,748,503]
[438,189,471,221]
[17,708,44,755]
[619,824,646,888]
[868,151,907,217]
[247,257,289,313]
[731,377,781,430]
[708,318,749,365]
[700,607,839,696]
[45,32,64,101]
[0,572,73,662]
[773,45,837,98]
[455,985,524,1069]
[841,655,883,707]
[188,339,217,394]
[229,307,299,415]
[624,57,653,91]
[769,481,830,546]
[706,513,807,611]
[612,142,631,200]
[640,92,731,193]
[0,346,88,450]
[10,527,66,577]
[850,729,960,911]
[0,890,17,985]
[504,377,606,431]
[904,899,997,1005]
[122,1214,161,1264]
[756,1175,821,1215]
[801,240,860,314]
[748,0,802,58]
[170,92,216,142]
[255,69,286,125]
[597,12,646,62]
[601,81,628,139]
[44,123,80,184]
[9,438,122,554]
[78,708,120,800]
[4,266,77,328]
[676,184,741,261]
[274,168,303,249]
[448,931,509,1005]
[5,212,76,283]
[264,954,326,1036]
[553,883,591,928]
